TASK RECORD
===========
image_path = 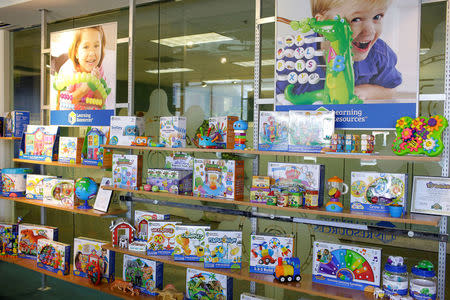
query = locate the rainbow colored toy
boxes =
[392,115,448,157]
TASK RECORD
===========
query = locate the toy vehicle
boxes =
[273,257,301,283]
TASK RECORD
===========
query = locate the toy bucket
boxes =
[389,205,403,218]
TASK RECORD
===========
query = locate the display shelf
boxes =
[0,255,154,300]
[102,186,442,227]
[101,144,441,162]
[103,243,373,300]
[0,137,21,140]
[0,196,126,217]
[12,158,109,169]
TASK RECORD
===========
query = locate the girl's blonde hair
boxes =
[68,26,106,68]
[311,0,391,17]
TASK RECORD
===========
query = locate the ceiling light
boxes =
[145,68,193,74]
[233,59,275,67]
[204,79,241,84]
[220,57,227,64]
[0,0,31,9]
[151,33,233,47]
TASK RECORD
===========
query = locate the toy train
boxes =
[273,257,301,283]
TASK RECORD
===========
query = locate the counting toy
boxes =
[42,178,76,208]
[123,254,163,295]
[135,210,170,241]
[209,116,238,149]
[392,115,448,157]
[250,234,294,274]
[146,221,177,255]
[204,230,242,269]
[37,239,70,275]
[112,154,143,190]
[109,116,145,146]
[276,16,362,105]
[1,168,32,197]
[0,223,18,256]
[186,268,233,300]
[58,137,83,164]
[174,225,210,262]
[26,174,57,200]
[233,120,248,150]
[312,241,381,291]
[160,116,186,148]
[81,127,112,167]
[258,111,289,151]
[4,111,30,138]
[19,125,59,161]
[18,223,58,260]
[196,124,223,149]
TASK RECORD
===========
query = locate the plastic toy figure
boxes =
[325,176,348,212]
[273,257,301,283]
[233,120,248,150]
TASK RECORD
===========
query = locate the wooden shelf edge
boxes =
[0,196,127,217]
[102,186,441,227]
[100,144,440,162]
[12,158,108,170]
[0,137,21,140]
[103,243,373,300]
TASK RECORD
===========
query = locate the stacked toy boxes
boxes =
[186,268,233,300]
[18,224,58,259]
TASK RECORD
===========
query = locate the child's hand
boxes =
[91,66,101,79]
[354,84,396,101]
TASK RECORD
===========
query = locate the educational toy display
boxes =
[174,225,210,262]
[4,111,30,138]
[112,154,143,190]
[146,168,192,195]
[205,231,242,269]
[37,239,71,275]
[288,110,335,153]
[258,111,289,151]
[146,221,177,256]
[42,178,76,208]
[250,234,293,274]
[209,116,238,149]
[193,159,244,200]
[312,241,381,291]
[58,137,83,164]
[1,168,32,197]
[350,172,408,215]
[81,127,112,167]
[18,223,58,260]
[135,210,170,241]
[0,223,18,255]
[160,116,186,148]
[165,153,194,170]
[26,174,57,200]
[186,268,233,300]
[110,219,136,249]
[19,125,60,161]
[109,116,145,146]
[392,115,448,157]
[123,254,163,295]
[73,237,115,282]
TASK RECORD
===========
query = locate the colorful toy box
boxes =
[4,111,30,138]
[209,116,239,149]
[268,162,325,206]
[81,127,112,167]
[0,117,4,137]
[146,168,192,195]
[135,210,170,241]
[37,239,70,275]
[112,154,143,190]
[250,176,274,203]
[42,178,76,208]
[146,221,178,255]
[123,254,163,295]
[193,158,244,200]
[1,168,32,197]
[19,125,60,161]
[18,223,58,260]
[249,234,294,274]
[0,223,18,255]
[205,230,242,269]
[26,174,57,200]
[160,116,187,148]
[109,116,145,146]
[350,172,408,215]
[186,268,233,300]
[165,153,194,170]
[174,225,210,262]
[73,237,115,282]
[312,241,381,291]
[288,110,335,153]
[258,111,289,151]
[58,137,83,164]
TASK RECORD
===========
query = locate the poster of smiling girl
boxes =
[275,0,420,129]
[50,22,117,126]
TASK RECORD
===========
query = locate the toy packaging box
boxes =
[0,223,18,255]
[1,168,32,197]
[160,116,187,148]
[18,223,58,260]
[146,168,192,195]
[58,137,83,164]
[186,268,233,300]
[204,230,242,269]
[350,172,408,215]
[209,116,239,149]
[193,158,245,200]
[240,293,274,300]
[123,254,163,295]
[19,125,60,161]
[135,210,170,241]
[174,225,210,262]
[312,241,381,291]
[250,176,274,203]
[26,174,57,200]
[4,111,30,138]
[146,221,178,255]
[81,127,112,167]
[42,178,76,208]
[112,154,143,190]
[0,117,4,137]
[165,153,194,170]
[268,162,325,206]
[249,234,294,274]
[73,237,115,282]
[258,111,289,151]
[109,116,145,146]
[288,110,335,153]
[37,238,70,275]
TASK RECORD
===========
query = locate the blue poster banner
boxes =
[276,103,416,129]
[51,110,114,126]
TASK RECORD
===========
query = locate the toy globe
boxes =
[325,176,348,212]
[75,177,98,209]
